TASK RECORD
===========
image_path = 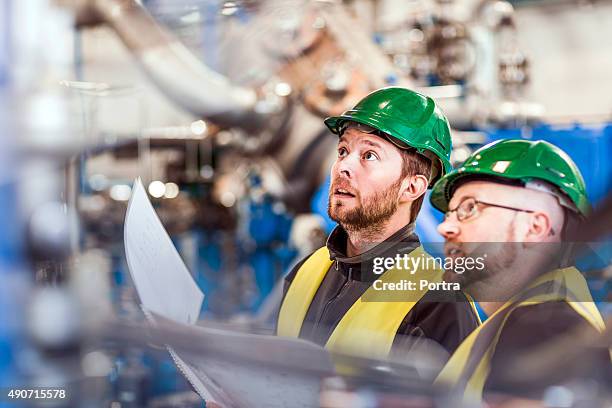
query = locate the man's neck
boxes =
[344,217,409,257]
[478,301,505,316]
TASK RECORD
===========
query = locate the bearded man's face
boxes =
[438,181,529,291]
[328,129,407,232]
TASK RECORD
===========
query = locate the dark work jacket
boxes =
[485,302,612,398]
[280,224,480,358]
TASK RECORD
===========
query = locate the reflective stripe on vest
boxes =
[436,267,607,402]
[277,247,334,338]
[277,246,445,359]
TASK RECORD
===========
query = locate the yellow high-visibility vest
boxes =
[436,266,608,402]
[277,246,452,359]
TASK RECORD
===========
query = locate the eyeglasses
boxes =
[445,197,535,222]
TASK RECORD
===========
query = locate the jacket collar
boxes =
[326,222,420,266]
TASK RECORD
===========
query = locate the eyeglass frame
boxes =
[445,196,536,222]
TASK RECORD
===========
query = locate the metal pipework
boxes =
[64,0,263,130]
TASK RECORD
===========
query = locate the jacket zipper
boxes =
[315,262,352,328]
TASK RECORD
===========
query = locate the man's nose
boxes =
[334,153,359,178]
[438,215,461,239]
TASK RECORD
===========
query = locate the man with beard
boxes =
[276,87,479,367]
[431,139,609,401]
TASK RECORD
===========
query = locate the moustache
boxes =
[330,178,357,197]
[444,242,466,258]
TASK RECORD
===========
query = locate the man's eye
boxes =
[338,147,348,157]
[464,202,476,213]
[364,151,378,161]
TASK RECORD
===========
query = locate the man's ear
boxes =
[399,174,428,204]
[524,212,554,242]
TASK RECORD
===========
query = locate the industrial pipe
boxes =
[65,0,262,129]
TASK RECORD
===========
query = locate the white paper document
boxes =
[125,178,224,402]
[124,178,204,324]
[124,178,334,407]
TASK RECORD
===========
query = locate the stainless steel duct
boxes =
[65,0,263,129]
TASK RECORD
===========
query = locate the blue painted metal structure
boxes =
[193,178,296,316]
[484,123,612,205]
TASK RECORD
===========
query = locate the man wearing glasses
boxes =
[431,139,609,401]
[276,87,479,368]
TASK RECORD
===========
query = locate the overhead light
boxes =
[221,2,238,16]
[148,181,166,198]
[408,28,424,43]
[89,174,108,192]
[274,82,292,97]
[164,183,180,199]
[82,351,113,377]
[200,165,214,180]
[109,185,131,201]
[220,192,236,207]
[190,120,207,136]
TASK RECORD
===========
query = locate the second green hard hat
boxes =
[430,139,590,216]
[324,87,453,185]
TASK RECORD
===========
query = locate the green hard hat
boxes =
[324,87,453,186]
[430,139,590,216]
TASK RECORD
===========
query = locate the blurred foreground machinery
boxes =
[0,0,610,406]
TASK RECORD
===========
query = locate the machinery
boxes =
[68,0,551,314]
[0,0,610,406]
